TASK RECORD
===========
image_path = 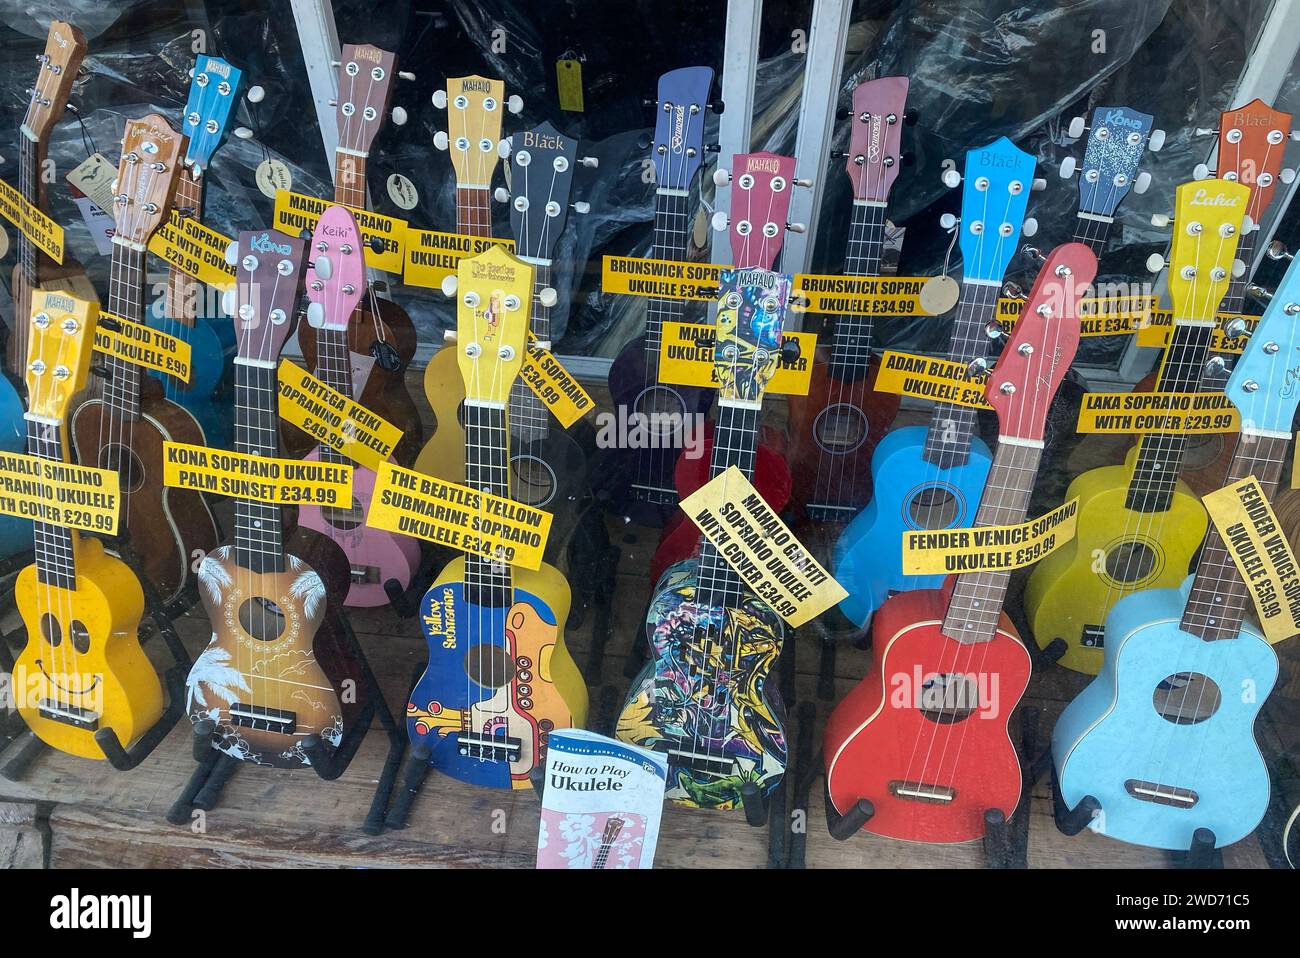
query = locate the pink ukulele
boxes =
[296,205,421,606]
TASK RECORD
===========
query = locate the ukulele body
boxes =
[616,557,788,809]
[414,345,466,479]
[13,536,163,759]
[145,313,235,450]
[1024,446,1207,674]
[1053,576,1277,850]
[823,585,1030,843]
[187,544,343,768]
[70,388,221,603]
[787,351,898,522]
[407,555,587,789]
[296,449,421,607]
[832,425,993,628]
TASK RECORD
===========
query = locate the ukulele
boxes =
[145,54,244,450]
[186,229,352,767]
[295,204,420,606]
[824,242,1095,843]
[1131,100,1296,495]
[1025,179,1250,673]
[407,244,588,789]
[69,115,220,604]
[645,151,801,587]
[604,67,717,524]
[293,44,422,466]
[616,265,794,810]
[787,76,909,524]
[415,74,517,479]
[1052,237,1298,851]
[14,290,163,759]
[593,815,625,869]
[832,137,1038,628]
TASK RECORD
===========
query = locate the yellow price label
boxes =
[147,210,237,291]
[517,334,594,428]
[403,227,514,288]
[1076,391,1240,434]
[273,189,406,273]
[1135,312,1258,352]
[657,321,815,396]
[277,359,403,472]
[0,178,64,263]
[0,451,119,534]
[791,274,935,316]
[901,498,1079,576]
[162,441,351,507]
[602,255,722,300]
[95,311,192,384]
[874,350,991,409]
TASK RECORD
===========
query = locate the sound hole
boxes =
[238,597,288,642]
[635,386,686,437]
[40,612,61,648]
[1153,672,1222,725]
[511,455,556,508]
[99,443,146,494]
[1182,433,1224,473]
[908,486,960,529]
[465,643,516,689]
[813,403,868,453]
[322,497,364,532]
[70,620,91,654]
[1105,541,1158,583]
[917,673,978,724]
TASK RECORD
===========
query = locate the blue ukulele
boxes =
[1054,179,1283,851]
[145,54,244,448]
[832,137,1038,627]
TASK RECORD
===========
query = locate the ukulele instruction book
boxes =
[537,729,667,869]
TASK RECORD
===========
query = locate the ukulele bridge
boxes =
[457,732,522,763]
[230,702,297,734]
[38,698,99,731]
[1125,779,1199,808]
[663,743,734,777]
[889,780,957,804]
[350,564,381,584]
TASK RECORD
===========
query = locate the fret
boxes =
[313,327,354,466]
[1180,434,1289,641]
[233,362,285,572]
[1071,213,1112,258]
[165,170,205,324]
[462,402,513,607]
[509,262,553,442]
[643,190,692,364]
[922,281,999,469]
[827,201,886,378]
[694,402,760,610]
[98,243,148,422]
[456,187,493,238]
[333,152,368,209]
[26,419,76,588]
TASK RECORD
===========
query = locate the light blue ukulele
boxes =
[146,54,244,449]
[832,137,1038,627]
[1053,184,1288,851]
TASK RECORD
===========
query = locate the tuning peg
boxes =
[580,156,599,168]
[967,357,990,377]
[221,288,236,315]
[1268,240,1293,261]
[224,241,239,266]
[704,143,722,154]
[246,85,266,104]
[941,168,962,188]
[432,90,448,109]
[330,60,341,68]
[306,302,327,328]
[1282,168,1297,184]
[779,335,801,364]
[1148,129,1166,152]
[710,211,729,232]
[391,107,408,126]
[88,363,112,381]
[507,94,524,115]
[440,275,458,297]
[497,139,511,159]
[709,98,725,115]
[1020,246,1046,264]
[1059,156,1077,178]
[1031,177,1047,192]
[713,168,731,186]
[1067,116,1087,139]
[97,316,122,333]
[539,287,558,307]
[1002,282,1026,301]
[312,255,332,280]
[1193,162,1213,180]
[1134,171,1152,194]
[433,131,448,151]
[398,71,416,82]
[1247,283,1273,303]
[794,177,814,188]
[1021,218,1038,238]
[1150,212,1171,228]
[786,222,807,234]
[1194,127,1219,137]
[1146,253,1167,273]
[1203,355,1228,377]
[642,97,658,109]
[939,212,959,231]
[984,319,1008,341]
[493,186,510,203]
[1223,317,1251,339]
[233,127,254,140]
[572,201,590,214]
[903,108,919,126]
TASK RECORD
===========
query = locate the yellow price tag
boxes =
[147,210,236,291]
[95,311,192,384]
[403,227,514,288]
[602,255,722,300]
[273,189,406,273]
[874,350,991,409]
[0,452,119,534]
[277,360,403,472]
[517,334,594,428]
[657,321,815,396]
[1076,391,1240,434]
[162,441,351,507]
[901,498,1079,576]
[0,178,64,263]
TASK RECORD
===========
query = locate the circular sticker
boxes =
[919,274,960,315]
[0,226,9,260]
[256,158,293,199]
[369,340,403,372]
[387,173,419,211]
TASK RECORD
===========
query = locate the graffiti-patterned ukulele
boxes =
[616,266,793,811]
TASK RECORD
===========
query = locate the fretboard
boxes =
[13,134,45,377]
[233,361,285,573]
[1071,210,1114,258]
[456,186,493,238]
[463,401,513,606]
[26,417,76,588]
[695,401,760,609]
[165,169,204,324]
[333,151,367,209]
[99,242,148,421]
[1124,323,1217,512]
[922,280,1000,469]
[827,199,886,380]
[1180,433,1290,641]
[942,440,1043,643]
[508,260,552,442]
[314,326,354,466]
[643,189,692,364]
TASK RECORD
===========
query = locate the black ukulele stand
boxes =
[382,542,442,619]
[165,595,404,835]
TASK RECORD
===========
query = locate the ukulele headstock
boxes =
[335,43,397,158]
[1212,99,1296,224]
[846,76,909,204]
[183,54,244,170]
[1164,178,1250,322]
[113,115,186,246]
[986,243,1095,441]
[650,66,715,192]
[22,20,86,144]
[448,244,532,404]
[25,290,97,422]
[948,137,1036,284]
[438,75,510,190]
[601,816,626,844]
[1070,106,1158,217]
[1225,253,1300,432]
[712,266,791,405]
[714,151,800,269]
[227,229,306,364]
[506,122,579,260]
[304,205,366,332]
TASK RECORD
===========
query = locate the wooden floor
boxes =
[1,382,1297,869]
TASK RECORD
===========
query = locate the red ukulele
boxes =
[787,77,909,523]
[646,151,804,585]
[823,242,1095,843]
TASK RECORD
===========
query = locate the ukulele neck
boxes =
[26,417,77,588]
[164,168,205,325]
[827,199,886,380]
[463,401,513,606]
[922,280,999,469]
[694,399,761,609]
[508,260,552,442]
[643,188,693,368]
[100,241,148,421]
[232,360,285,574]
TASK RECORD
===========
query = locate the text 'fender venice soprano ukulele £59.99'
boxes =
[406,244,587,789]
[824,242,1095,843]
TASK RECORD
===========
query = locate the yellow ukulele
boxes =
[13,291,163,759]
[1023,179,1249,673]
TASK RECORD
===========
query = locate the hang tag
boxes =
[70,195,114,256]
[881,221,905,275]
[556,58,585,112]
[65,152,118,212]
[349,350,376,397]
[693,208,709,249]
[918,275,960,315]
[0,225,8,260]
[256,158,293,199]
[387,173,419,211]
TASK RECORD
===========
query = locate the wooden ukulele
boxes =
[1025,180,1250,673]
[1130,100,1296,495]
[186,229,353,767]
[293,43,422,466]
[69,115,220,604]
[407,244,588,789]
[604,66,718,523]
[14,290,163,759]
[824,242,1095,843]
[296,204,420,606]
[415,74,517,479]
[616,265,795,811]
[787,77,909,524]
[1052,239,1298,852]
[593,815,625,869]
[145,54,244,450]
[646,151,803,587]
